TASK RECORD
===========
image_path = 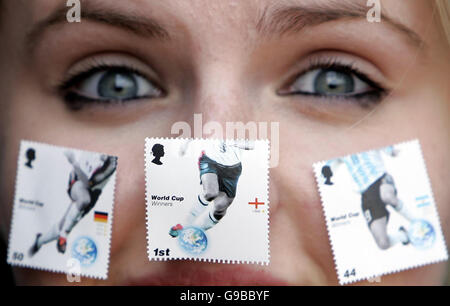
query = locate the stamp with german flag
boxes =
[94,211,109,223]
[94,211,109,236]
[7,140,118,279]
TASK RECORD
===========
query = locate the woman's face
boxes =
[1,0,449,285]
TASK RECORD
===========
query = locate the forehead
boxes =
[24,0,427,19]
[18,0,430,41]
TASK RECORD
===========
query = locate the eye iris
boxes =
[98,71,138,99]
[314,70,354,95]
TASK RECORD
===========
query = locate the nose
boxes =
[190,56,256,134]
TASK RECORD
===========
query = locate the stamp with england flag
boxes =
[313,140,448,284]
[7,140,118,279]
[145,138,270,264]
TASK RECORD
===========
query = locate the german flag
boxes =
[94,211,108,223]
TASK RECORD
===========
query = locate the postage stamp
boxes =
[7,140,117,279]
[314,140,448,284]
[145,138,270,264]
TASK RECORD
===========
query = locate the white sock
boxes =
[185,194,210,226]
[388,227,409,246]
[37,224,59,248]
[60,203,82,238]
[194,208,219,231]
[394,200,415,221]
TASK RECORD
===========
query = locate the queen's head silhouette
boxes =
[151,144,165,165]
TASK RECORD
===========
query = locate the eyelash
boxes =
[280,58,388,107]
[58,64,163,110]
[58,57,387,111]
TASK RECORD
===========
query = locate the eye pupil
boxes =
[98,71,138,99]
[315,70,354,94]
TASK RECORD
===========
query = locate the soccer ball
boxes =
[408,219,436,250]
[178,227,208,255]
[71,236,97,267]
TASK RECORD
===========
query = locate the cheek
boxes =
[271,163,335,283]
[108,145,147,257]
[421,134,450,253]
[273,93,450,284]
[0,95,28,239]
[268,125,337,284]
[0,135,20,239]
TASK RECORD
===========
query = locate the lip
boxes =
[125,263,289,286]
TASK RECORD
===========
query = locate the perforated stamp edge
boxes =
[144,137,270,265]
[313,139,448,285]
[7,140,118,280]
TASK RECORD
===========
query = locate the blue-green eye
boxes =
[62,66,163,107]
[314,70,355,95]
[97,70,139,99]
[279,66,385,102]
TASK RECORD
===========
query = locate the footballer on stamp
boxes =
[145,138,270,264]
[314,140,448,284]
[7,141,117,279]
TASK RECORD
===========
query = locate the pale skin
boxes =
[0,0,449,285]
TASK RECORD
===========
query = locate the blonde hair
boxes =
[436,0,450,45]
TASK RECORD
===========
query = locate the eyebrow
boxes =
[26,3,170,53]
[256,0,424,47]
